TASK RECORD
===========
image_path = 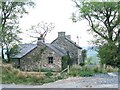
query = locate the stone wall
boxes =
[52,37,82,64]
[19,47,40,71]
[41,46,62,71]
[14,44,62,71]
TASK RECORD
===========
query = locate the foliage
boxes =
[93,66,107,73]
[69,66,94,77]
[0,0,35,62]
[62,54,71,70]
[68,65,118,77]
[41,68,53,72]
[45,71,53,77]
[81,49,87,66]
[9,44,19,57]
[98,42,120,68]
[1,64,62,84]
[72,0,120,68]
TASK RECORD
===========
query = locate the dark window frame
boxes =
[48,57,53,64]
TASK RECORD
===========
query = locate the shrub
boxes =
[69,66,94,77]
[41,77,55,83]
[94,66,102,73]
[78,66,94,77]
[41,68,53,72]
[45,71,53,76]
[55,76,63,80]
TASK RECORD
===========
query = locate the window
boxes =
[48,57,53,64]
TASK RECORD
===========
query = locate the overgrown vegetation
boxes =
[68,65,118,77]
[1,62,118,84]
[98,42,120,68]
[2,64,64,84]
[69,66,94,77]
[62,54,72,70]
[81,49,87,66]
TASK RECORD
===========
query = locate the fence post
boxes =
[67,65,69,73]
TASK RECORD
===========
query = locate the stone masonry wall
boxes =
[17,43,62,71]
[52,37,82,64]
[41,47,62,71]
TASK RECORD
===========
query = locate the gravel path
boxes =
[1,73,118,88]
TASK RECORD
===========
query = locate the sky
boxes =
[19,0,94,47]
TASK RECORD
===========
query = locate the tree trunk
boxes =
[6,46,10,63]
[1,46,4,60]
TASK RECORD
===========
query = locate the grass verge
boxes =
[2,64,64,85]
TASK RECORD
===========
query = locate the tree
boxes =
[27,21,55,42]
[98,42,119,68]
[0,0,35,62]
[62,52,72,70]
[72,0,120,68]
[81,49,87,66]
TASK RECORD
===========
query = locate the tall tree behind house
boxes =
[0,0,35,62]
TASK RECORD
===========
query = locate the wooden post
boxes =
[67,65,70,73]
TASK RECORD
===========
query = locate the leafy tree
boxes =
[72,0,120,68]
[98,42,119,68]
[62,52,72,70]
[0,0,35,62]
[81,49,87,66]
[27,21,55,42]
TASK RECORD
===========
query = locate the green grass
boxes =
[2,63,118,85]
[68,65,118,77]
[69,66,94,77]
[1,64,64,84]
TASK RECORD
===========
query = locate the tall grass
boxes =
[69,66,94,77]
[68,65,118,77]
[2,64,64,84]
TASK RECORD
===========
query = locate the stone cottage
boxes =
[11,32,82,71]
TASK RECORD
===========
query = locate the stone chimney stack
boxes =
[37,36,44,42]
[66,35,71,40]
[37,36,45,46]
[58,32,65,38]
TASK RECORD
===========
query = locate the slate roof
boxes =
[65,38,82,49]
[46,43,66,56]
[51,44,67,55]
[11,44,37,59]
[51,37,82,49]
[39,41,66,56]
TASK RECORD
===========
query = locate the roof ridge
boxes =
[45,43,65,56]
[51,44,66,55]
[65,37,82,49]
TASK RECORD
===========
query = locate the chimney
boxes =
[58,32,65,38]
[66,35,71,40]
[37,36,45,45]
[37,36,44,42]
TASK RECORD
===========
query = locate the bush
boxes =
[41,68,53,72]
[69,66,94,77]
[45,71,53,76]
[55,76,63,80]
[78,66,94,77]
[41,77,55,83]
[93,65,117,73]
[94,66,103,73]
